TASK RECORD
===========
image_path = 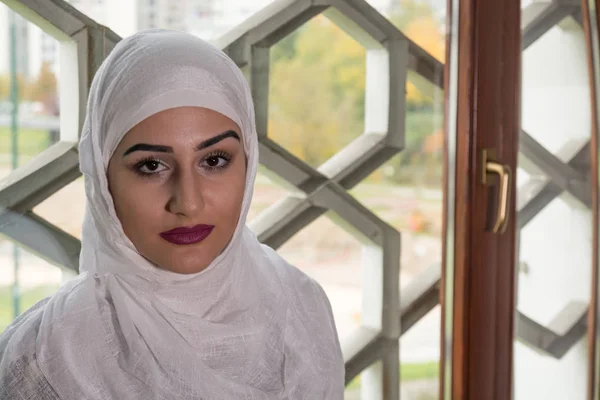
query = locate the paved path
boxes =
[345,379,438,399]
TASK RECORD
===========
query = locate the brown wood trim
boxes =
[442,0,521,398]
[582,1,600,399]
[451,0,474,395]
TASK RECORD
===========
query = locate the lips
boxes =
[159,224,215,245]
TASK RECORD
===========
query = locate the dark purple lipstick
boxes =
[160,224,215,245]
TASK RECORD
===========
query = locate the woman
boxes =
[0,29,345,399]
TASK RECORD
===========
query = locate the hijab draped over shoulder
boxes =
[0,29,344,399]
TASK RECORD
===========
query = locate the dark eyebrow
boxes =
[123,130,241,156]
[123,144,173,155]
[196,130,240,150]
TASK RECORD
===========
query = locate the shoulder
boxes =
[259,245,346,397]
[260,243,333,314]
[0,298,60,399]
[260,244,345,360]
[0,297,48,361]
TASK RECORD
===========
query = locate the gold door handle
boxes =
[481,149,512,234]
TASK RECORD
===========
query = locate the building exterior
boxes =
[137,0,190,32]
[0,0,404,78]
[0,6,33,79]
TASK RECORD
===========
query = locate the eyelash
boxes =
[132,150,233,177]
[202,150,232,172]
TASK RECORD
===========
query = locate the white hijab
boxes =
[28,29,344,399]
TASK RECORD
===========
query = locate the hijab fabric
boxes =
[18,30,344,399]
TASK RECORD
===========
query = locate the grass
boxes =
[405,110,444,145]
[346,361,439,390]
[400,361,439,381]
[0,127,52,159]
[0,284,59,332]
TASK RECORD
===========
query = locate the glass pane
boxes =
[0,241,61,332]
[515,3,592,399]
[268,15,365,168]
[349,80,443,400]
[248,165,292,222]
[362,1,445,398]
[0,6,60,180]
[33,176,85,239]
[345,309,442,400]
[73,0,277,40]
[399,306,441,399]
[277,215,363,344]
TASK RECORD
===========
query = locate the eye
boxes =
[201,152,231,171]
[135,158,168,175]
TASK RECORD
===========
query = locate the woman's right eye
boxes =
[135,159,168,175]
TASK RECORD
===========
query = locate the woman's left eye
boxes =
[202,155,230,170]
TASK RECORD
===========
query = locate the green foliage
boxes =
[388,0,441,30]
[386,110,444,186]
[0,75,8,101]
[0,285,59,333]
[0,62,58,106]
[270,28,301,63]
[0,127,51,162]
[405,110,443,146]
[28,62,57,105]
[400,361,439,381]
[267,5,445,179]
[389,0,445,108]
[0,73,28,103]
[268,16,365,167]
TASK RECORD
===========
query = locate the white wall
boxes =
[26,24,43,78]
[105,0,137,37]
[517,15,592,400]
[0,5,8,76]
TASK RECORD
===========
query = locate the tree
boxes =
[268,16,365,166]
[0,73,28,103]
[389,0,445,108]
[267,4,445,179]
[0,75,8,100]
[28,62,58,110]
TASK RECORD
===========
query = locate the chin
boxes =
[143,234,228,274]
[166,255,212,274]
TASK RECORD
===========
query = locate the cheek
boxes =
[109,174,166,234]
[203,167,246,222]
[109,160,247,234]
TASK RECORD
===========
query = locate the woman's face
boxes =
[107,106,246,274]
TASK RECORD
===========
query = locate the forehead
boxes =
[120,107,242,145]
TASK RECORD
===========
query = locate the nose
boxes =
[166,167,204,217]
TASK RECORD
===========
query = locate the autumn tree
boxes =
[0,73,29,103]
[27,62,58,112]
[267,2,445,184]
[268,16,365,167]
[389,0,445,109]
[0,75,8,100]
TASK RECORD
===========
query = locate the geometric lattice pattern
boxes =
[0,0,435,397]
[0,0,121,271]
[218,1,410,396]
